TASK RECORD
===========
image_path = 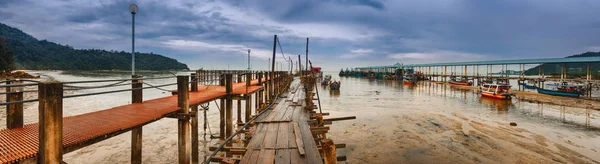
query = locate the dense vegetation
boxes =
[0,23,188,70]
[0,36,15,72]
[523,52,600,76]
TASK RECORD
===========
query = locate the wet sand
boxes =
[321,76,600,164]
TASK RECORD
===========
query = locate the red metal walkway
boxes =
[0,78,267,163]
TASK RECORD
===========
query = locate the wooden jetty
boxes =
[0,69,355,164]
[0,70,291,163]
[207,72,356,164]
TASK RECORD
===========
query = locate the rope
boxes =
[63,80,129,89]
[142,82,176,92]
[63,82,177,99]
[276,38,291,62]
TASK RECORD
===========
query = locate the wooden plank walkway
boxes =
[240,79,323,164]
[0,78,268,163]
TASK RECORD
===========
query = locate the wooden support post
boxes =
[131,75,143,164]
[38,82,63,163]
[225,74,233,146]
[191,73,199,164]
[6,80,23,129]
[245,73,252,122]
[258,72,263,111]
[237,74,243,124]
[321,139,337,164]
[177,75,191,164]
[219,73,226,140]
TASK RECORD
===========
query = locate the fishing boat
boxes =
[330,81,341,90]
[321,75,331,85]
[536,87,580,97]
[521,83,536,89]
[403,75,416,85]
[481,83,510,90]
[480,84,512,99]
[449,77,472,86]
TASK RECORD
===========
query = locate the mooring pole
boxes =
[237,74,243,124]
[177,75,190,164]
[271,35,277,102]
[131,75,143,164]
[190,73,199,164]
[219,73,225,140]
[245,73,252,122]
[38,82,63,164]
[306,38,309,73]
[225,74,233,146]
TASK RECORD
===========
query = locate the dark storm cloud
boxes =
[1,0,600,70]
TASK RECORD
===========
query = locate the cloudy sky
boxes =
[1,0,600,70]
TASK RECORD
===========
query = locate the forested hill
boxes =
[0,23,188,70]
[524,52,600,75]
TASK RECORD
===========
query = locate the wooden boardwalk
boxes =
[240,79,323,164]
[0,76,270,163]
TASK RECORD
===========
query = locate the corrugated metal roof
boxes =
[355,56,600,69]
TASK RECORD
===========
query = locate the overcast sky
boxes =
[1,0,600,71]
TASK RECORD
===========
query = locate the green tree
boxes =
[0,36,15,72]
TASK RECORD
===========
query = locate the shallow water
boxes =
[321,71,600,163]
[1,71,599,163]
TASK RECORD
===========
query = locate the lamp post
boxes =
[247,49,251,71]
[129,4,138,75]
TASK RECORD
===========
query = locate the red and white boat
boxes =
[480,84,511,99]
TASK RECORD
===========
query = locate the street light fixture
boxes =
[129,4,138,75]
[247,49,251,71]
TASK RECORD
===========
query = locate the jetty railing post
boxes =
[38,82,63,163]
[190,72,199,164]
[245,72,252,122]
[131,75,143,164]
[225,74,233,146]
[6,80,23,129]
[219,73,226,140]
[237,74,243,124]
[177,75,191,164]
[258,72,264,111]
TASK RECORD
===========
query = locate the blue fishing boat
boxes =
[521,83,536,89]
[536,87,580,97]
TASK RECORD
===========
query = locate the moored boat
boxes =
[521,83,536,89]
[449,77,472,86]
[536,87,580,97]
[330,81,341,90]
[402,75,416,85]
[480,84,511,99]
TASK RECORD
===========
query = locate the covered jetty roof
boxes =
[355,56,600,69]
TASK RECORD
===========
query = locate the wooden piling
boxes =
[220,74,226,140]
[191,73,199,164]
[237,74,243,124]
[6,80,23,129]
[177,75,191,164]
[38,82,63,163]
[245,73,252,122]
[131,75,143,164]
[321,139,337,164]
[225,74,233,146]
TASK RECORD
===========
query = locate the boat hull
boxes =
[521,83,536,89]
[449,81,471,86]
[481,91,510,99]
[536,88,580,97]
